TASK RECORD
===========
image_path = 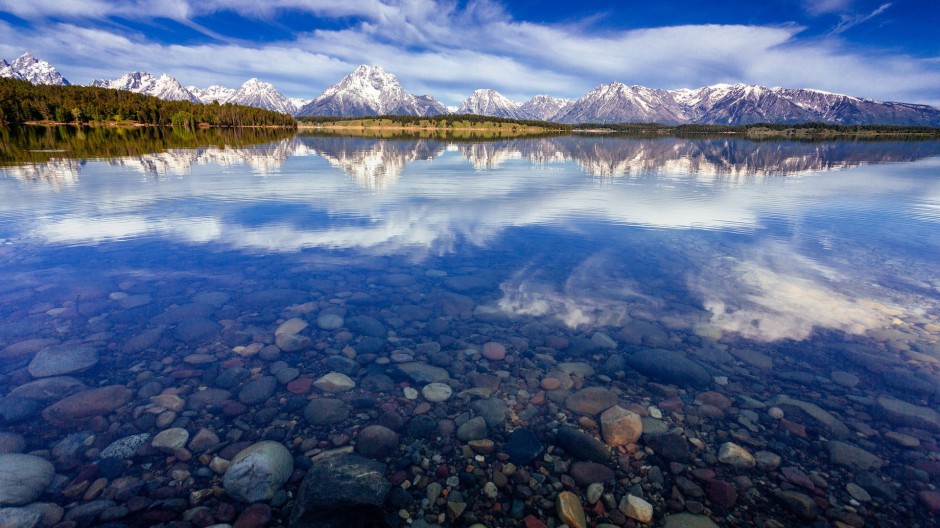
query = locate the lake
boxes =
[1,127,939,527]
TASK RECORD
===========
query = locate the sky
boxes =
[0,0,938,107]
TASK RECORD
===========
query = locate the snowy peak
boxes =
[0,52,70,85]
[297,65,447,117]
[554,82,688,124]
[457,89,536,120]
[92,71,199,103]
[226,78,296,115]
[519,95,571,121]
[188,85,235,104]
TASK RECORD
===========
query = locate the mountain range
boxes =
[3,51,940,126]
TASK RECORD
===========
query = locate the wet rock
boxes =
[771,395,850,438]
[100,433,150,459]
[9,377,86,402]
[872,396,940,433]
[275,318,308,336]
[0,338,59,360]
[469,398,508,428]
[188,388,231,411]
[505,429,544,464]
[0,433,26,454]
[304,398,349,426]
[918,490,940,513]
[555,427,609,463]
[42,385,133,427]
[600,405,642,447]
[289,453,390,528]
[239,376,277,405]
[223,441,294,503]
[174,317,220,343]
[565,387,618,416]
[152,428,190,453]
[775,490,817,520]
[569,461,615,486]
[645,433,692,463]
[627,349,711,388]
[188,428,220,453]
[482,342,506,361]
[728,349,773,371]
[355,425,399,459]
[717,442,755,470]
[619,495,653,523]
[234,503,272,528]
[556,491,586,528]
[317,312,344,331]
[313,372,356,393]
[827,441,882,471]
[62,499,115,525]
[0,507,41,528]
[275,333,311,352]
[421,382,453,402]
[28,345,98,378]
[406,415,438,438]
[0,454,55,505]
[0,397,42,424]
[662,513,719,528]
[456,417,487,442]
[754,450,781,471]
[394,362,449,384]
[705,479,737,508]
[346,316,386,338]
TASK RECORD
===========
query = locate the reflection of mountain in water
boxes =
[461,137,940,179]
[297,137,446,189]
[108,138,311,177]
[2,158,84,189]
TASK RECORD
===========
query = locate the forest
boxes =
[0,78,296,127]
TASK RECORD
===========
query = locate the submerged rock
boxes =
[42,385,133,427]
[223,441,294,503]
[27,345,98,378]
[627,349,711,388]
[289,453,391,528]
[0,454,55,506]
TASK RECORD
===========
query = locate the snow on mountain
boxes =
[519,95,571,121]
[188,85,235,104]
[0,52,70,85]
[555,82,940,126]
[92,72,199,103]
[224,78,296,115]
[457,89,537,120]
[288,98,311,112]
[297,65,447,117]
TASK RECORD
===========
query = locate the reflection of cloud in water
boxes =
[690,243,898,341]
[491,252,662,329]
[37,216,222,245]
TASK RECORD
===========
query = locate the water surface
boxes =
[1,129,938,527]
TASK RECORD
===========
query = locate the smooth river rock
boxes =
[223,441,294,503]
[27,345,98,378]
[290,453,390,528]
[42,385,133,427]
[0,454,55,506]
[627,349,711,388]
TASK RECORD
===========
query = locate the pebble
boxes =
[421,382,453,402]
[556,491,586,528]
[717,442,755,470]
[619,494,653,523]
[600,405,643,447]
[355,425,399,459]
[313,372,356,393]
[482,342,506,360]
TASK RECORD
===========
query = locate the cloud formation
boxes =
[1,0,938,106]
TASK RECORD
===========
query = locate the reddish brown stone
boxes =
[705,479,738,508]
[919,490,940,512]
[286,377,312,394]
[42,385,133,427]
[234,503,272,528]
[524,515,548,528]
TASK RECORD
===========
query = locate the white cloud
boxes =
[0,0,938,106]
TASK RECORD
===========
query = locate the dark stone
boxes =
[238,376,276,406]
[705,479,737,508]
[304,399,350,426]
[569,461,615,486]
[470,398,508,428]
[289,454,392,528]
[406,415,438,439]
[355,425,399,459]
[627,349,711,388]
[554,427,609,463]
[174,317,220,343]
[0,396,42,423]
[347,316,387,338]
[96,457,125,479]
[360,374,395,393]
[233,503,272,528]
[645,433,692,463]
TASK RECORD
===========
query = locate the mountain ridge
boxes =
[4,51,939,126]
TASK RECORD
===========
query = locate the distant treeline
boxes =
[0,78,296,127]
[0,125,296,166]
[572,121,940,137]
[298,113,572,131]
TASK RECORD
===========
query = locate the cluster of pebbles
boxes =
[0,264,938,528]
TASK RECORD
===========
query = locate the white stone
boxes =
[0,454,55,506]
[422,382,453,403]
[276,318,308,336]
[619,494,653,523]
[222,441,294,503]
[313,372,356,393]
[317,313,344,330]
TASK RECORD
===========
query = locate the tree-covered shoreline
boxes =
[0,78,296,128]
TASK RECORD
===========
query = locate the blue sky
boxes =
[0,0,937,106]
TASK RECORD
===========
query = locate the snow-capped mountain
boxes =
[554,82,940,126]
[92,72,200,103]
[297,65,447,117]
[187,85,235,104]
[289,98,311,112]
[225,78,297,115]
[0,52,70,85]
[457,89,536,120]
[519,95,570,121]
